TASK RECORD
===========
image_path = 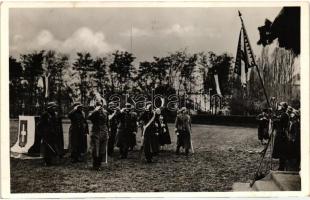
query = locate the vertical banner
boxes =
[11,116,36,156]
[213,74,222,96]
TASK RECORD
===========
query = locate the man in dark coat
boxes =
[154,108,171,148]
[272,102,290,171]
[115,103,138,158]
[287,109,300,171]
[39,102,64,166]
[88,99,109,170]
[256,108,270,144]
[175,107,192,155]
[128,104,138,151]
[139,103,159,163]
[68,102,89,162]
[107,102,119,156]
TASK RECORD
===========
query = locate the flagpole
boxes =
[238,11,270,107]
[238,11,274,187]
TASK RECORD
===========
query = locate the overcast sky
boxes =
[9,7,281,62]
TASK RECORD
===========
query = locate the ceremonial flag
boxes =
[234,26,256,87]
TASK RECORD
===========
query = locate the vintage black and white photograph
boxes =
[5,2,306,195]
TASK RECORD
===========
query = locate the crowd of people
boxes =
[37,98,301,172]
[256,102,300,171]
[38,98,193,170]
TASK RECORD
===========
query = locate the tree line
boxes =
[9,49,235,117]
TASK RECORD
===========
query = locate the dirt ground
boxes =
[10,121,268,193]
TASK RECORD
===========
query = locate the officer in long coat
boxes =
[272,102,290,171]
[68,102,89,162]
[115,103,138,159]
[39,102,64,166]
[139,103,159,163]
[107,102,119,156]
[88,99,109,170]
[175,107,192,155]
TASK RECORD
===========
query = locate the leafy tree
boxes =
[20,50,45,114]
[109,50,136,91]
[207,51,233,95]
[91,57,108,95]
[73,52,94,105]
[9,56,24,117]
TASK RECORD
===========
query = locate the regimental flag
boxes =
[234,26,256,87]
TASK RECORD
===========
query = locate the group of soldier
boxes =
[256,101,300,171]
[38,98,193,170]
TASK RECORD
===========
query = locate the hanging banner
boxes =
[213,74,222,96]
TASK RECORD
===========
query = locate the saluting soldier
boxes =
[68,102,89,163]
[115,103,137,159]
[175,107,192,155]
[272,102,290,171]
[139,102,159,163]
[88,99,109,170]
[39,102,64,166]
[107,102,119,156]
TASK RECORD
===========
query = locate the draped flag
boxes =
[234,24,256,87]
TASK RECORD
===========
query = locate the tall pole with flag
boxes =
[235,11,270,107]
[236,11,275,187]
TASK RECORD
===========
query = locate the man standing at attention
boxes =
[175,107,192,155]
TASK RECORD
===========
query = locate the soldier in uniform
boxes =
[39,102,64,166]
[115,103,138,159]
[107,102,119,156]
[68,102,89,163]
[272,102,290,171]
[256,108,270,145]
[88,99,109,170]
[139,102,159,163]
[175,107,192,155]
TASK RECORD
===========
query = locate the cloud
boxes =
[11,27,122,58]
[162,24,195,35]
[120,24,221,39]
[120,27,152,37]
[162,24,221,38]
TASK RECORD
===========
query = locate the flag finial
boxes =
[238,10,242,17]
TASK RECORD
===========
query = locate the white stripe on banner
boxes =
[213,74,222,96]
[241,62,247,86]
[11,116,36,156]
[44,75,49,98]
